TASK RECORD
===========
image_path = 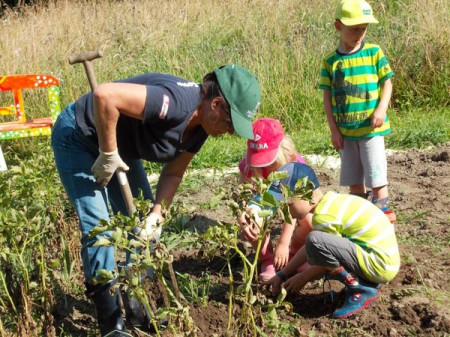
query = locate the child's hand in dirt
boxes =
[264,274,282,296]
[238,206,262,242]
[273,243,289,270]
[241,222,260,242]
[283,273,304,293]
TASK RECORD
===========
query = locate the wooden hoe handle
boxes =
[68,50,103,91]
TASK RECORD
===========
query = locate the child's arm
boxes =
[264,245,307,295]
[324,89,343,150]
[371,78,393,129]
[273,220,296,270]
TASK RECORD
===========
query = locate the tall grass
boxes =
[1,0,448,166]
[1,0,449,123]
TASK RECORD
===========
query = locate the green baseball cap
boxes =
[214,64,261,139]
[336,0,378,26]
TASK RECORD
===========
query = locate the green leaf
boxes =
[209,195,220,208]
[94,269,115,284]
[268,170,289,181]
[88,225,109,238]
[280,203,293,225]
[266,306,279,325]
[93,237,112,247]
[261,191,276,207]
[257,209,273,219]
[276,287,288,304]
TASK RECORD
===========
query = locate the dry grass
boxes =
[0,0,449,124]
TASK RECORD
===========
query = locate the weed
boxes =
[176,272,211,307]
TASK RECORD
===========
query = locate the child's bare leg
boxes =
[371,185,396,223]
[349,184,366,195]
[371,185,388,200]
[349,184,370,199]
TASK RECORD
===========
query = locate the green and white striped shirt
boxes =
[313,191,400,283]
[319,42,394,140]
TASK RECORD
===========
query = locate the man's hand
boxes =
[137,213,163,242]
[91,149,129,187]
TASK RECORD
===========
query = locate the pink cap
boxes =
[246,118,285,167]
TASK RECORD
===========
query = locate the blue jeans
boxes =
[51,104,153,282]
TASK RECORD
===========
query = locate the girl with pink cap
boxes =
[237,118,312,281]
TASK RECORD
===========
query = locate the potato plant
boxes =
[91,170,303,337]
[0,143,78,335]
[200,171,299,337]
[90,197,197,336]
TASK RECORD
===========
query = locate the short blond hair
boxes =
[275,135,297,167]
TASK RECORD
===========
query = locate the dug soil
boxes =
[58,144,450,337]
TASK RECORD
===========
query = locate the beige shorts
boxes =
[339,136,388,188]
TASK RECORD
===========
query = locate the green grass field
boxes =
[1,0,449,165]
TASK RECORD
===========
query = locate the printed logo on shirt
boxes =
[160,95,170,119]
[177,81,199,88]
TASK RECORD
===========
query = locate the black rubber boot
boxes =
[122,289,149,328]
[118,262,147,328]
[86,279,132,337]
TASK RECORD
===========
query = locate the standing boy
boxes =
[319,0,396,222]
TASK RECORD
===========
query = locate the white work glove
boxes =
[137,213,163,242]
[91,149,129,187]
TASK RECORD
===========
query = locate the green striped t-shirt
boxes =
[319,42,394,140]
[312,191,400,283]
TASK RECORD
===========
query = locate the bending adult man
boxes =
[51,64,261,336]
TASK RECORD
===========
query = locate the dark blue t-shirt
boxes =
[251,162,320,207]
[75,73,207,162]
[269,162,320,201]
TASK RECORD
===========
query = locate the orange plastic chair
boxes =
[0,74,61,141]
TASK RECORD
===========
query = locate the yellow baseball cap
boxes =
[335,0,379,26]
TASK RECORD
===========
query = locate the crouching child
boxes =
[265,164,401,318]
